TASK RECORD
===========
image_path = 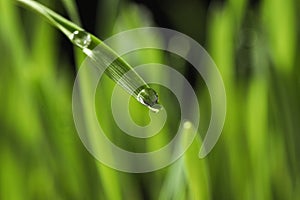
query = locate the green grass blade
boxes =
[16,0,160,110]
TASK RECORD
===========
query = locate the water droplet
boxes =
[137,88,162,112]
[70,30,91,49]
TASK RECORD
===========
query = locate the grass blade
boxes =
[16,0,161,110]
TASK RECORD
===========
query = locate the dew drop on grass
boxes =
[70,30,91,49]
[137,88,162,113]
[70,30,162,113]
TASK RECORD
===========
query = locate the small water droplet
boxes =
[137,88,161,112]
[70,30,91,49]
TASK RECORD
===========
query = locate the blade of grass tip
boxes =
[159,121,210,200]
[16,0,161,112]
[182,121,211,200]
[158,158,187,200]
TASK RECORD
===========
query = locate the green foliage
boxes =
[0,0,299,199]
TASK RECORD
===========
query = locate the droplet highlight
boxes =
[149,103,163,113]
[70,30,91,49]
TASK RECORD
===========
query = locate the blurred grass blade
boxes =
[158,158,187,200]
[17,0,80,39]
[182,122,211,200]
[61,0,82,25]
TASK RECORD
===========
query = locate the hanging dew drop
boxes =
[137,88,158,107]
[137,88,162,113]
[70,30,92,49]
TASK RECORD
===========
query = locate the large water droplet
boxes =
[137,88,162,113]
[70,30,91,49]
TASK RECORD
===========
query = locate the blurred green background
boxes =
[0,0,299,199]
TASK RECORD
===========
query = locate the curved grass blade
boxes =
[16,0,161,111]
